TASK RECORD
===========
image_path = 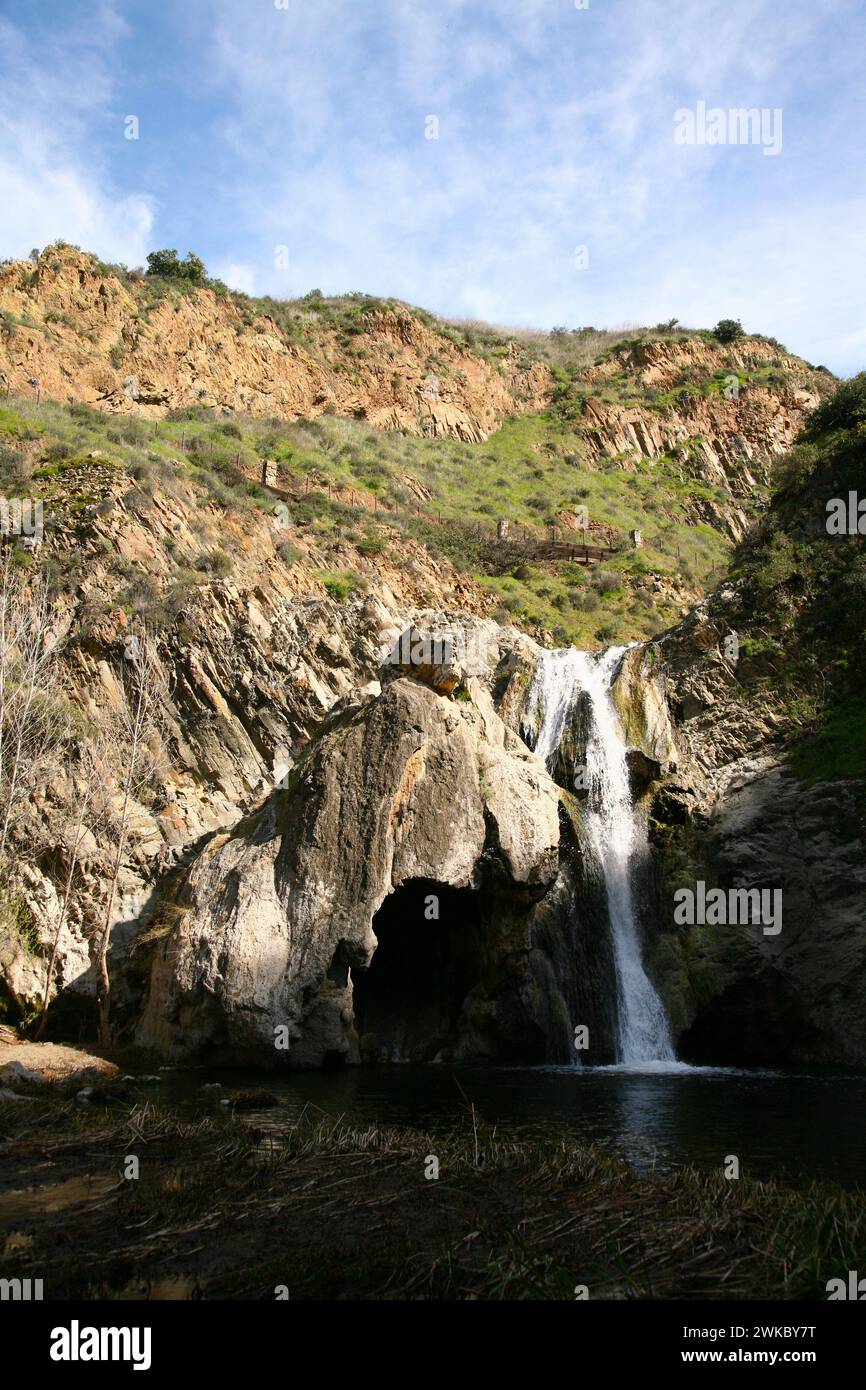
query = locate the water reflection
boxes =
[151,1063,866,1189]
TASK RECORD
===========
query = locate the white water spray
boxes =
[525,647,674,1065]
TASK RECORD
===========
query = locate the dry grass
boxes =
[0,1097,861,1300]
[436,317,707,370]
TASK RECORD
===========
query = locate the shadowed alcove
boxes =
[351,878,485,1062]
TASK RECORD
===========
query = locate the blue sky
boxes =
[1,0,864,374]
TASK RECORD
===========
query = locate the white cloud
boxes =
[0,7,154,265]
[212,261,258,295]
[1,0,862,375]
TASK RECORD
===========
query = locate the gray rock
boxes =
[616,603,866,1065]
[138,673,571,1067]
[0,1060,48,1089]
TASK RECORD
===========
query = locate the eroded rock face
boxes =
[137,670,582,1067]
[675,764,866,1065]
[0,248,550,442]
[582,337,826,497]
[615,606,866,1065]
[0,442,507,1023]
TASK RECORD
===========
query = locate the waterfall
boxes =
[524,646,675,1065]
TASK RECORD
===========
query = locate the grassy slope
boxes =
[0,249,830,646]
[0,392,734,647]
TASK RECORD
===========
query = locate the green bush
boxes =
[357,533,385,555]
[751,532,798,592]
[713,319,745,344]
[146,249,207,283]
[314,568,361,602]
[806,372,866,437]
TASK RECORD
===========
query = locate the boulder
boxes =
[138,674,568,1067]
[379,625,464,696]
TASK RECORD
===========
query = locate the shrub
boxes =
[120,573,161,614]
[0,444,29,490]
[806,372,866,437]
[573,590,600,612]
[357,534,385,555]
[146,249,207,283]
[713,319,745,344]
[751,532,798,592]
[592,569,622,593]
[276,540,301,567]
[41,441,72,464]
[314,569,361,602]
[196,549,233,578]
[164,570,202,618]
[108,419,149,446]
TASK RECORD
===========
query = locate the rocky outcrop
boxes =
[0,431,510,1026]
[136,661,606,1066]
[613,598,866,1065]
[577,338,827,540]
[0,1040,118,1093]
[0,246,550,443]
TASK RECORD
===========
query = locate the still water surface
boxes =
[154,1061,866,1189]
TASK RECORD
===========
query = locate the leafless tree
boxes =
[0,551,70,863]
[96,628,168,1046]
[34,736,110,1039]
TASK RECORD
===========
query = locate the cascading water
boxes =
[524,646,675,1065]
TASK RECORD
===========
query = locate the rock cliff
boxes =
[611,375,866,1065]
[0,245,550,443]
[137,659,598,1067]
[0,244,859,1073]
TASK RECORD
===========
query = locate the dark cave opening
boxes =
[351,878,485,1063]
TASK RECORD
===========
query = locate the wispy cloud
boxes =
[0,4,153,263]
[0,0,862,374]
